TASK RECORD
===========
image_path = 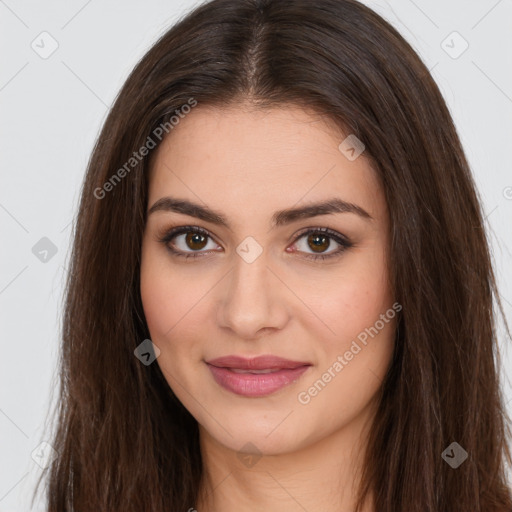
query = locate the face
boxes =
[140,102,397,456]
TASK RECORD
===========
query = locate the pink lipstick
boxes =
[205,355,311,397]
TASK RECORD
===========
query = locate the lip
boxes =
[206,355,311,370]
[205,355,312,397]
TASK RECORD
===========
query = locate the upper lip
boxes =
[206,355,311,370]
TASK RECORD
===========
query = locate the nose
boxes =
[217,251,290,340]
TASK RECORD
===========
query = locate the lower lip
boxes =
[206,364,311,397]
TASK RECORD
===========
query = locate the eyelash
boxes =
[157,225,353,262]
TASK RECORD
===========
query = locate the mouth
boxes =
[205,355,312,397]
[205,354,311,370]
[228,368,286,374]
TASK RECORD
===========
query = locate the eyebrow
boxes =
[147,196,373,228]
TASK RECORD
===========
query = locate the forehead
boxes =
[151,103,346,171]
[147,103,385,227]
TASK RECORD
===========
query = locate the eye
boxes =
[288,227,352,261]
[157,225,352,261]
[157,225,220,259]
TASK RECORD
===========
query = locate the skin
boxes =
[140,101,396,512]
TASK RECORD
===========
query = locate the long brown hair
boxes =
[34,0,512,510]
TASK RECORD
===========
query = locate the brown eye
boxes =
[184,231,208,251]
[307,233,331,253]
[290,228,352,261]
[158,226,219,258]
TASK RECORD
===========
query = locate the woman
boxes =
[34,0,512,510]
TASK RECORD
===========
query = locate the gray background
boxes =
[1,0,511,509]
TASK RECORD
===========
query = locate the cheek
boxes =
[304,245,392,346]
[140,251,198,388]
[140,261,171,339]
[296,276,395,432]
[140,246,199,340]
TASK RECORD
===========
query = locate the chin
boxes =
[198,411,317,457]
